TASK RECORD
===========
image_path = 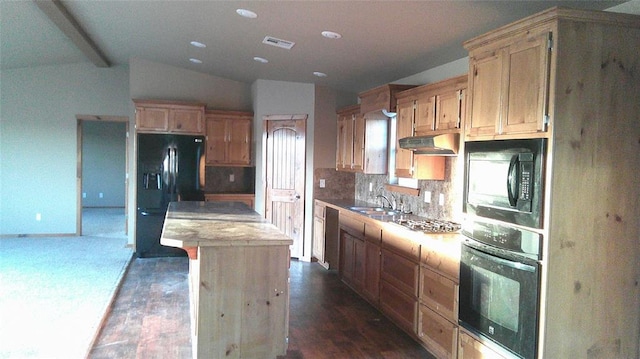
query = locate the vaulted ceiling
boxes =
[2,1,638,93]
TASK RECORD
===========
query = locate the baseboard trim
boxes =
[0,233,76,239]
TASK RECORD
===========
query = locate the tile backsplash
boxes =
[355,156,464,221]
[313,168,355,200]
[204,166,255,193]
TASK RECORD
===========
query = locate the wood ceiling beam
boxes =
[34,0,110,67]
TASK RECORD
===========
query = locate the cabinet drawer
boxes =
[380,280,417,334]
[418,304,458,359]
[381,248,419,297]
[458,330,507,359]
[340,214,365,238]
[382,230,420,261]
[314,202,325,219]
[420,238,460,281]
[419,266,458,323]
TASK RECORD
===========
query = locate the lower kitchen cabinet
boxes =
[204,194,255,208]
[457,330,506,359]
[381,248,420,297]
[340,227,365,291]
[362,223,382,304]
[419,266,458,323]
[380,279,418,334]
[418,304,458,359]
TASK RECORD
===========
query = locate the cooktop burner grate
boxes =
[393,218,461,233]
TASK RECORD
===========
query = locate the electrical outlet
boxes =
[439,193,445,206]
[319,179,326,188]
[229,174,235,182]
[99,192,104,198]
[424,191,431,203]
[36,213,41,221]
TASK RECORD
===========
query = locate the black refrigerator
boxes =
[136,133,205,257]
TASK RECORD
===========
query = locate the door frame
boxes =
[76,114,130,236]
[263,114,308,259]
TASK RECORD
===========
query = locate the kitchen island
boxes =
[160,201,293,359]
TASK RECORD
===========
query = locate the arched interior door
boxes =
[264,115,307,258]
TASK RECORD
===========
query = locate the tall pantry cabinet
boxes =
[462,7,640,359]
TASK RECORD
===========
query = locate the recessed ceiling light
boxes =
[190,41,206,48]
[253,57,269,64]
[313,72,327,78]
[236,9,257,18]
[321,31,342,39]
[189,58,203,64]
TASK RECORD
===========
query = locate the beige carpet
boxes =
[0,208,132,358]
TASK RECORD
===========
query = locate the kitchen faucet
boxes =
[376,194,396,210]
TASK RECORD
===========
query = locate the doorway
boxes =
[264,115,307,258]
[76,115,129,236]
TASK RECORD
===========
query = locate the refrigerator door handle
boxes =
[171,147,178,195]
[163,148,171,194]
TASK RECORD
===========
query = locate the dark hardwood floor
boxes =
[89,257,435,359]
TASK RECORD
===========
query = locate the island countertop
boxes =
[160,201,293,249]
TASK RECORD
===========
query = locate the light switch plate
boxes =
[424,191,431,203]
[319,179,326,188]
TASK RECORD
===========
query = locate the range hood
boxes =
[398,133,460,156]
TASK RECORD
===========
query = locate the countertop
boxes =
[160,201,293,250]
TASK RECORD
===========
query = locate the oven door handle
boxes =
[507,154,518,207]
[466,242,537,273]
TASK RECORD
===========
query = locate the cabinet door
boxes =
[436,89,462,131]
[418,304,458,359]
[380,279,418,334]
[335,115,347,170]
[340,230,355,285]
[395,100,415,178]
[502,30,551,135]
[205,118,228,165]
[414,95,436,133]
[227,118,252,166]
[466,48,505,139]
[353,237,366,291]
[344,115,355,169]
[363,240,381,304]
[352,113,365,172]
[170,108,203,134]
[313,216,325,263]
[136,107,169,132]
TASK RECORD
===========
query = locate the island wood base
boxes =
[189,245,289,359]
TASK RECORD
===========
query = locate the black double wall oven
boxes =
[459,139,546,359]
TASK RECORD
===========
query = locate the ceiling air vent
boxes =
[262,36,295,50]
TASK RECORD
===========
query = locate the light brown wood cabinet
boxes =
[362,223,382,305]
[205,110,252,166]
[418,304,458,359]
[133,99,205,135]
[204,193,255,208]
[379,229,420,334]
[465,25,552,140]
[457,330,506,359]
[394,75,467,180]
[335,105,389,174]
[339,213,366,290]
[313,201,326,266]
[464,8,640,359]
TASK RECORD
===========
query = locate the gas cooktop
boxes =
[392,218,461,234]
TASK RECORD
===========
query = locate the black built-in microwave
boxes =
[464,139,546,229]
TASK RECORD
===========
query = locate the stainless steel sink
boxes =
[348,206,402,216]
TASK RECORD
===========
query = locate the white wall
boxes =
[82,121,127,207]
[130,58,252,111]
[0,62,130,235]
[393,57,469,85]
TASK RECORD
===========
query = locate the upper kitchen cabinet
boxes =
[205,110,253,167]
[335,84,415,175]
[358,84,416,115]
[393,76,467,180]
[133,99,205,135]
[335,105,389,174]
[464,22,552,140]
